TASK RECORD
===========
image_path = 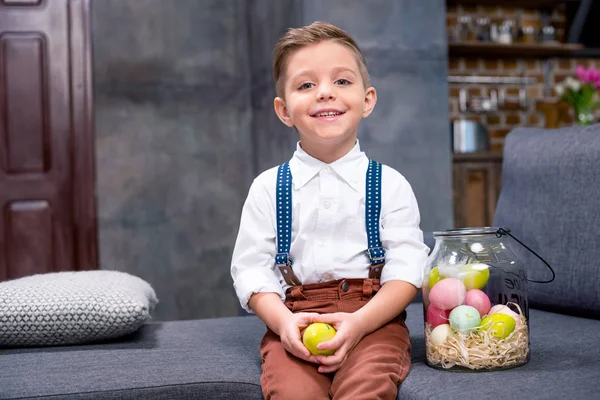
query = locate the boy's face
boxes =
[274,41,376,161]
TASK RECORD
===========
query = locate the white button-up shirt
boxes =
[231,141,429,312]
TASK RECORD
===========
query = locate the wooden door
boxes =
[0,0,97,281]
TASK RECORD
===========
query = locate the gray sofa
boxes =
[2,125,600,399]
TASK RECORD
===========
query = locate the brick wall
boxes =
[447,4,600,152]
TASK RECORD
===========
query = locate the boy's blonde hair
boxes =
[273,21,370,97]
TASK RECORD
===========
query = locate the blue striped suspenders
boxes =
[275,160,386,286]
[275,162,301,286]
[364,160,387,279]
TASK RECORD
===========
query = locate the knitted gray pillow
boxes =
[0,270,158,347]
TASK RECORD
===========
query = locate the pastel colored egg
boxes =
[430,324,452,347]
[449,305,481,334]
[429,278,467,310]
[426,304,451,328]
[480,313,516,339]
[489,304,523,328]
[464,289,491,317]
[457,263,490,290]
[428,266,446,289]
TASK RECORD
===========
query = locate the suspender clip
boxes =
[275,253,301,286]
[275,253,293,268]
[366,247,386,264]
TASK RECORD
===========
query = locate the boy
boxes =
[231,21,429,400]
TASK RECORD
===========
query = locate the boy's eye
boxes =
[335,79,351,85]
[298,82,314,90]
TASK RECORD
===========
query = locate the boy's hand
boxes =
[278,312,321,364]
[312,312,366,373]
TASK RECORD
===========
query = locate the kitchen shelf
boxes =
[447,0,579,8]
[449,42,587,58]
[453,151,503,162]
[566,47,600,58]
[448,75,537,84]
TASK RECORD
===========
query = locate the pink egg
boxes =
[426,304,451,328]
[428,278,466,310]
[463,289,491,317]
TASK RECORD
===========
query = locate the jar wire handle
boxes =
[496,228,556,283]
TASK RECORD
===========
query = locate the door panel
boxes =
[6,200,53,277]
[0,0,97,281]
[2,33,48,174]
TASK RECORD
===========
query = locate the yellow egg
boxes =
[303,323,336,356]
[428,266,445,289]
[480,314,516,339]
[458,263,490,290]
[489,304,524,328]
[430,324,452,347]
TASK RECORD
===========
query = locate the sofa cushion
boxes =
[0,270,158,347]
[493,125,600,318]
[0,316,265,399]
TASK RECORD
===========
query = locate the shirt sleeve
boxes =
[379,168,430,288]
[230,178,285,313]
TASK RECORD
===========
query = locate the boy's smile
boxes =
[274,40,376,163]
[311,107,345,121]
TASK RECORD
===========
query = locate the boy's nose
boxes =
[316,84,336,101]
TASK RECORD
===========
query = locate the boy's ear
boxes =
[361,87,377,118]
[274,97,294,127]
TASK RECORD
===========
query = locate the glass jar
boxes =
[497,20,515,44]
[519,26,538,44]
[475,17,491,42]
[456,15,474,42]
[423,228,531,371]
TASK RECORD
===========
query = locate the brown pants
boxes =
[259,279,412,400]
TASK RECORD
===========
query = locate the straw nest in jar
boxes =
[425,313,529,370]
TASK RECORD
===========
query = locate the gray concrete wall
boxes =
[92,0,451,321]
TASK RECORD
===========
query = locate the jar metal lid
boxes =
[433,227,503,237]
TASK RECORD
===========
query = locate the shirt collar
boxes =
[289,140,367,192]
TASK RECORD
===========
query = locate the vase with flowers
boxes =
[554,65,600,126]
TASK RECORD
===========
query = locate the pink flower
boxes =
[576,65,588,82]
[588,67,600,85]
[575,65,600,85]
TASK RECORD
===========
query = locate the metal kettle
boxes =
[450,119,490,153]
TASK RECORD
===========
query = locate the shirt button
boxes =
[323,200,331,209]
[318,240,326,247]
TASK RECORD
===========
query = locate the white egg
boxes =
[430,324,452,347]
